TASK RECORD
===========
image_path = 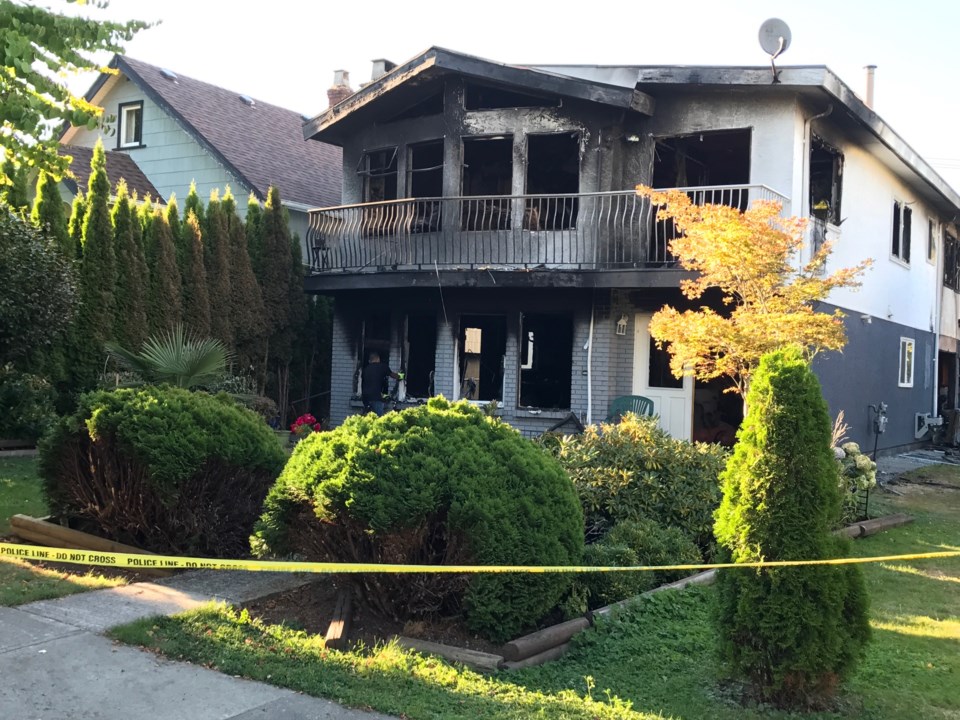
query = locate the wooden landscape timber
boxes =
[324,588,353,650]
[396,636,505,673]
[8,514,174,578]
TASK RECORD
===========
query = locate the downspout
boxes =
[933,222,944,416]
[586,295,595,425]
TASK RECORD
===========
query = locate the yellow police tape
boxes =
[1,542,958,574]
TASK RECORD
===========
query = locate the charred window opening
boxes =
[809,135,843,225]
[464,83,559,111]
[525,133,580,231]
[648,338,682,389]
[459,315,506,402]
[403,314,437,398]
[892,200,912,264]
[407,140,443,233]
[355,313,392,396]
[653,129,751,197]
[518,314,573,409]
[944,231,959,290]
[389,91,444,122]
[462,136,513,230]
[358,148,398,202]
[693,379,742,447]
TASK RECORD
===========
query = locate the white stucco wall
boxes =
[810,123,940,334]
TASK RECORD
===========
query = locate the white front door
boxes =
[632,313,693,439]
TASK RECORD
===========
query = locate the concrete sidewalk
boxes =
[0,569,396,719]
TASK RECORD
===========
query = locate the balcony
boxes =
[306,184,788,275]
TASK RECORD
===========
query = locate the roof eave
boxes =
[303,47,654,142]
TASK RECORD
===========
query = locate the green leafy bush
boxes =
[565,519,703,615]
[40,386,285,556]
[0,364,56,442]
[714,347,870,709]
[252,397,583,643]
[543,414,726,550]
[835,441,877,524]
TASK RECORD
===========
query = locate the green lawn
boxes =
[0,456,47,534]
[109,481,960,720]
[0,456,126,605]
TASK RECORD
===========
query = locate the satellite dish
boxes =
[759,18,792,58]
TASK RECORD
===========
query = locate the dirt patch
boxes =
[243,579,503,655]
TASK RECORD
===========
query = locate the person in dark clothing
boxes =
[361,352,401,415]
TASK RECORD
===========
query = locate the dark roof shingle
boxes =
[116,56,342,209]
[60,145,164,202]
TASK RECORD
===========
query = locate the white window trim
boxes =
[898,337,915,388]
[118,102,142,149]
[890,198,912,267]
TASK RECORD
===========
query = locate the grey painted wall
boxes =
[814,302,935,453]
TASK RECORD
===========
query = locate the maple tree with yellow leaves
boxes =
[636,186,872,398]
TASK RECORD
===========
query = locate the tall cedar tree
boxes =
[260,187,294,418]
[222,189,266,371]
[111,182,149,349]
[31,170,71,255]
[0,156,30,211]
[146,207,182,334]
[70,140,115,389]
[184,181,204,226]
[137,195,155,258]
[714,346,870,709]
[203,192,234,346]
[245,193,264,283]
[165,192,184,266]
[180,211,211,336]
[67,191,85,260]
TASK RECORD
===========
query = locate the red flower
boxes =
[312,423,321,431]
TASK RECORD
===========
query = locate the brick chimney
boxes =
[327,69,353,108]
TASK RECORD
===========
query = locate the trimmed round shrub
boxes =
[714,347,870,709]
[252,397,584,643]
[40,386,285,557]
[543,414,726,551]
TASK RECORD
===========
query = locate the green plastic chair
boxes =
[605,395,655,422]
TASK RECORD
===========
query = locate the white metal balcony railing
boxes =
[305,184,789,274]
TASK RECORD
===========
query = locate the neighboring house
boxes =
[302,47,960,453]
[61,55,342,243]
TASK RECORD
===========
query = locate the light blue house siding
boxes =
[66,76,311,243]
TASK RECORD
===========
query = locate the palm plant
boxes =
[105,324,232,389]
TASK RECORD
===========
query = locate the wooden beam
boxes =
[324,588,353,650]
[501,617,589,662]
[8,514,173,578]
[396,636,504,673]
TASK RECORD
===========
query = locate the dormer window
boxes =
[118,101,143,148]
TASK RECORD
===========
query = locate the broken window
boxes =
[809,135,843,225]
[389,90,444,122]
[944,231,959,290]
[648,337,683,389]
[892,200,912,264]
[355,313,392,396]
[464,83,559,111]
[359,147,398,202]
[518,314,573,409]
[652,129,751,196]
[403,314,437,398]
[525,133,580,230]
[462,136,513,230]
[407,141,443,233]
[458,315,506,402]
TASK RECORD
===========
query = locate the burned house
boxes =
[303,48,960,453]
